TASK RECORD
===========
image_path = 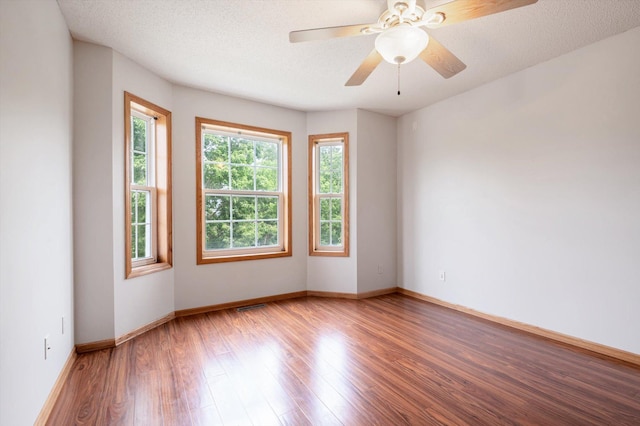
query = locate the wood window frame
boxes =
[125,92,172,278]
[196,117,292,264]
[308,133,350,257]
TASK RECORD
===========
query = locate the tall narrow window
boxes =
[130,110,155,263]
[196,118,292,264]
[309,133,349,256]
[125,92,172,278]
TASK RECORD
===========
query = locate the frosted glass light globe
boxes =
[375,25,429,64]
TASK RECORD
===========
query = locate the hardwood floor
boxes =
[48,294,640,425]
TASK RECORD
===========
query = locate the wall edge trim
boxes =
[397,288,640,367]
[306,291,358,299]
[175,291,308,317]
[115,312,176,346]
[34,348,78,425]
[357,287,399,299]
[74,287,640,367]
[307,287,398,299]
[75,338,116,354]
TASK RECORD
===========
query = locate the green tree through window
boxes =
[129,111,154,262]
[309,133,349,257]
[196,118,292,263]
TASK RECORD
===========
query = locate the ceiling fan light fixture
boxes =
[375,25,429,64]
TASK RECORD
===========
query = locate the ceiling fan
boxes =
[290,0,538,88]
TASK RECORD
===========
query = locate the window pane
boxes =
[232,222,255,248]
[320,222,331,246]
[331,146,343,194]
[203,134,228,162]
[257,221,278,246]
[331,222,342,245]
[132,116,146,152]
[319,145,331,169]
[257,196,278,220]
[145,223,152,256]
[256,167,277,191]
[136,191,148,223]
[205,195,230,221]
[131,225,137,258]
[203,163,229,189]
[231,165,254,190]
[136,224,148,258]
[330,197,341,220]
[133,152,147,185]
[131,192,137,222]
[320,198,330,220]
[319,170,332,193]
[206,222,230,250]
[319,145,332,193]
[232,196,255,221]
[230,138,254,165]
[256,141,277,167]
[331,174,343,194]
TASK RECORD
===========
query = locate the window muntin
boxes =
[124,92,172,278]
[309,133,349,256]
[196,118,292,263]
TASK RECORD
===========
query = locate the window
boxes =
[196,118,292,263]
[125,92,172,278]
[309,133,349,256]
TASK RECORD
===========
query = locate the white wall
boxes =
[111,51,175,337]
[306,110,398,296]
[74,43,312,335]
[398,27,640,354]
[356,110,397,293]
[306,110,359,294]
[0,1,75,424]
[74,43,176,342]
[172,87,308,310]
[73,41,115,344]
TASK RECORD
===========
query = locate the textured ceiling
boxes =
[57,0,640,116]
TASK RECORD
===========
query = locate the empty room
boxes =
[1,0,640,424]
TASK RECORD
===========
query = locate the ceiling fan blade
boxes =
[425,0,537,27]
[290,23,376,43]
[345,49,383,86]
[419,37,466,79]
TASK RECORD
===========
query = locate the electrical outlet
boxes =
[61,316,65,335]
[44,335,51,360]
[377,264,383,275]
[439,271,446,281]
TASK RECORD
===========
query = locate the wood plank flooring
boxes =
[48,294,640,425]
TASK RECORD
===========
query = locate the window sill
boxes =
[198,250,291,264]
[127,261,172,279]
[309,249,349,257]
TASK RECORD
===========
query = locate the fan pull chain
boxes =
[397,63,401,96]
